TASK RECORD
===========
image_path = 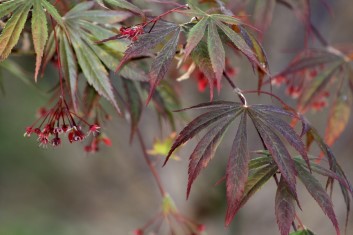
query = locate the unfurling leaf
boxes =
[275,176,296,235]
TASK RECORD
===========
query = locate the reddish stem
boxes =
[136,128,167,197]
[142,4,188,28]
[49,16,64,97]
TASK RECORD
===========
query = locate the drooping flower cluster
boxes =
[24,97,100,147]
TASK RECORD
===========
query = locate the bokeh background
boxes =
[0,0,352,235]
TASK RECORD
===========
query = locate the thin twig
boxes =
[223,71,247,106]
[136,128,167,197]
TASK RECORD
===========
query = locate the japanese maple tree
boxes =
[0,0,352,234]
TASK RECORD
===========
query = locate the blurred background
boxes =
[0,0,353,235]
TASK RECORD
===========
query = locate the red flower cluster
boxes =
[24,97,100,147]
[120,25,143,41]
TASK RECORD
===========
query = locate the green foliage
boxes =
[0,0,63,80]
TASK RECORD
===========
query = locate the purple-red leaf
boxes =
[225,112,248,226]
[249,110,298,197]
[275,176,296,235]
[148,28,181,102]
[280,51,340,77]
[116,21,180,72]
[164,105,243,165]
[207,20,225,89]
[175,101,241,112]
[251,108,310,171]
[295,162,340,235]
[187,113,239,198]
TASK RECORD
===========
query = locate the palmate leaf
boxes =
[43,1,134,113]
[0,1,31,61]
[0,0,63,80]
[69,28,120,113]
[165,101,309,225]
[275,176,296,235]
[114,20,181,101]
[182,11,268,96]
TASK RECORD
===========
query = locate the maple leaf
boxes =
[114,20,181,102]
[164,101,310,225]
[0,0,63,81]
[275,48,353,146]
[181,6,269,95]
[43,1,136,113]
